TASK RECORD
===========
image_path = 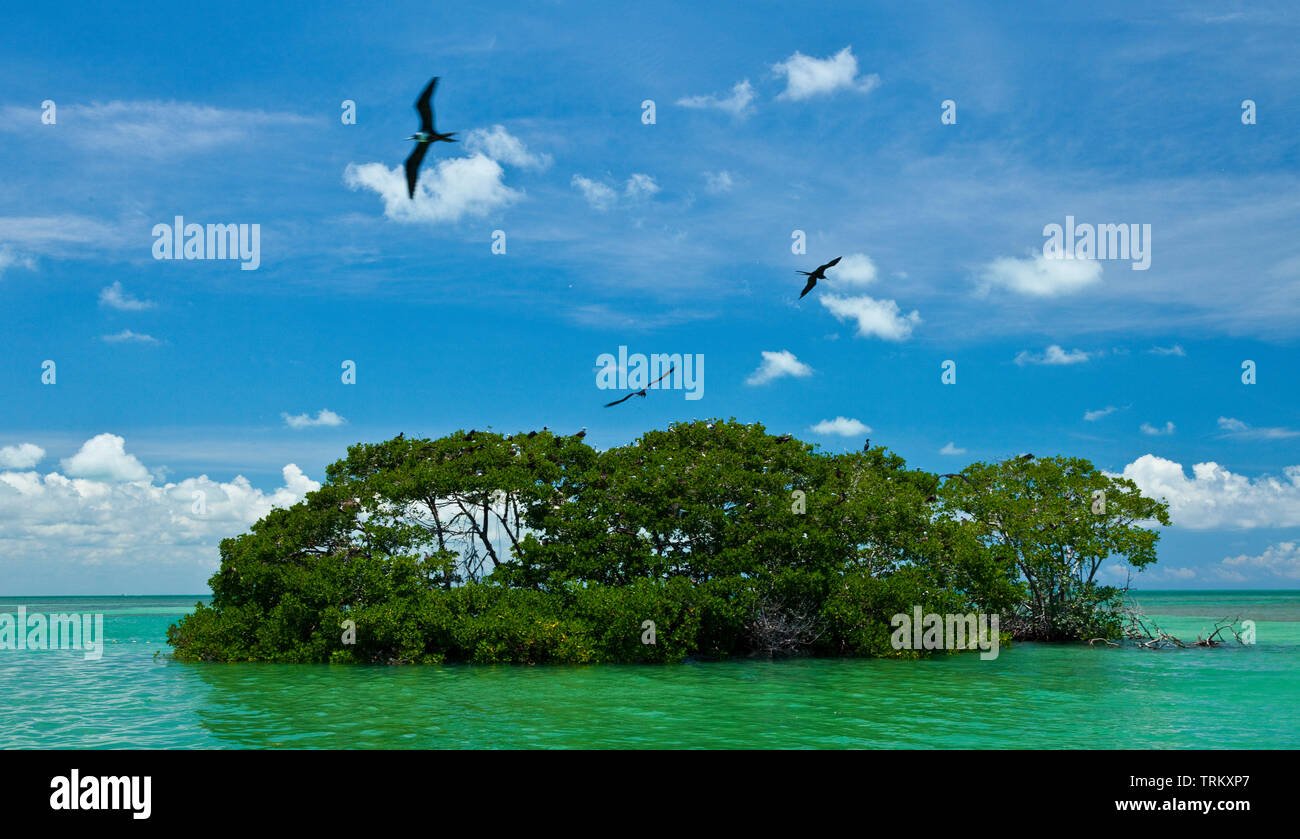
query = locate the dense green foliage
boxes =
[168,420,1169,663]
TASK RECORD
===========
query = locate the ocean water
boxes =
[0,591,1296,749]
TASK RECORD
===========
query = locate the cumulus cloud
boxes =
[0,439,318,575]
[939,442,967,455]
[825,253,877,287]
[572,173,660,209]
[1084,405,1118,421]
[101,329,158,344]
[0,443,44,470]
[820,294,920,341]
[282,409,346,430]
[1217,416,1300,440]
[677,80,756,117]
[1220,541,1300,581]
[1014,345,1092,366]
[810,417,871,437]
[572,175,618,210]
[1140,421,1176,436]
[746,350,813,385]
[98,281,155,311]
[463,125,552,170]
[773,47,879,101]
[981,253,1103,297]
[344,154,521,224]
[624,173,660,200]
[704,171,734,194]
[1120,454,1300,529]
[60,433,150,482]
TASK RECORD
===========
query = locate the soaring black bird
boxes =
[940,473,973,484]
[404,77,457,199]
[603,366,676,407]
[1018,453,1035,461]
[797,256,842,299]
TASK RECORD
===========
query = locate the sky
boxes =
[0,0,1298,593]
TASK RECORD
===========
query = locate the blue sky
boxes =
[1,0,1298,593]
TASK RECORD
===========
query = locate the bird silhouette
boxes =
[404,77,457,199]
[797,256,842,299]
[940,473,973,484]
[1018,453,1034,461]
[603,366,675,407]
[862,438,870,452]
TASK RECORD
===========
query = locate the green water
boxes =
[1,592,1296,748]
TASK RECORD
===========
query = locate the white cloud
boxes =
[981,253,1103,297]
[0,245,35,277]
[939,442,967,455]
[0,443,44,469]
[1120,454,1300,529]
[1220,542,1300,580]
[677,80,756,117]
[1148,344,1186,356]
[101,329,158,344]
[624,173,660,200]
[344,153,521,224]
[704,171,734,194]
[810,417,871,437]
[572,173,660,209]
[282,409,346,430]
[826,253,877,288]
[1084,405,1118,421]
[99,281,155,311]
[820,294,920,341]
[746,350,813,385]
[60,433,150,482]
[1140,421,1176,436]
[1217,416,1300,440]
[0,101,312,157]
[0,439,318,575]
[773,47,879,101]
[1014,345,1092,366]
[463,125,552,170]
[572,174,618,211]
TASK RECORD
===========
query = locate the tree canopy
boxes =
[168,420,1169,664]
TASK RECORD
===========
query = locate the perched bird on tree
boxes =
[862,438,870,452]
[404,77,457,199]
[797,256,842,299]
[1018,453,1034,461]
[603,366,676,407]
[574,428,587,440]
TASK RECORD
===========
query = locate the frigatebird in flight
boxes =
[797,256,841,299]
[405,77,457,199]
[604,366,675,407]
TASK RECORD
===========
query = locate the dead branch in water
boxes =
[1119,596,1246,650]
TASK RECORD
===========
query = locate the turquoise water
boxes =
[1,592,1296,748]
